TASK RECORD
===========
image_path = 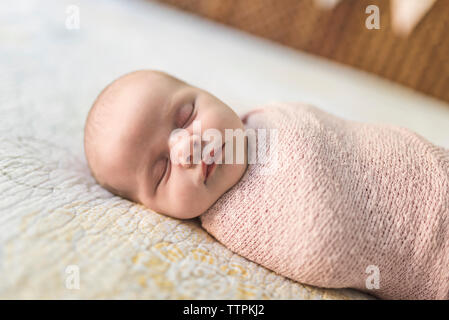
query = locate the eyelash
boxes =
[156,158,169,188]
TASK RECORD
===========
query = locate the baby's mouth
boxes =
[205,162,216,181]
[202,142,225,183]
[202,161,215,184]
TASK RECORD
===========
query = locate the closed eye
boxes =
[179,102,196,128]
[156,158,169,189]
[187,103,196,127]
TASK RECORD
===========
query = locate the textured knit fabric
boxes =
[199,102,449,300]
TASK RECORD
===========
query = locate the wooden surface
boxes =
[155,0,449,104]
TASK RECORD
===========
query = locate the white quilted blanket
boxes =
[3,0,446,300]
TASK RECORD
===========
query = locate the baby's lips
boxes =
[201,160,208,182]
[203,144,223,164]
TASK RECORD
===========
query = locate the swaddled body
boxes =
[200,102,449,299]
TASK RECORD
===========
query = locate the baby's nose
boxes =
[169,132,201,167]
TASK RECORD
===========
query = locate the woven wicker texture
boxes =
[156,0,449,104]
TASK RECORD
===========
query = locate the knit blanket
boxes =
[200,102,449,300]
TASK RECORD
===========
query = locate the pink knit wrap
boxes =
[199,102,449,300]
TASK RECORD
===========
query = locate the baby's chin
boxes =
[197,162,248,218]
[161,202,211,220]
[162,170,245,220]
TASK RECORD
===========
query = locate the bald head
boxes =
[83,69,248,219]
[84,70,184,199]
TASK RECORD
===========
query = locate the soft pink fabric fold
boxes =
[200,102,449,300]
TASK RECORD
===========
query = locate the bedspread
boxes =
[0,0,376,299]
[0,136,373,299]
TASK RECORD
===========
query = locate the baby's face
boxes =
[88,71,248,219]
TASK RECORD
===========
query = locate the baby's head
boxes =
[84,70,248,219]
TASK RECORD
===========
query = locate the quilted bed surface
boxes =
[2,0,426,300]
[0,138,371,300]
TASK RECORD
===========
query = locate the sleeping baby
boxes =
[84,70,449,300]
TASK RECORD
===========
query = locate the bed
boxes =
[1,0,448,299]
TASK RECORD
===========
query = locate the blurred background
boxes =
[2,0,449,151]
[157,0,449,104]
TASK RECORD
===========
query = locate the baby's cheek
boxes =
[174,186,192,202]
[171,182,203,212]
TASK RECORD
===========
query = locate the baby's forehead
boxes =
[98,70,189,150]
[106,76,176,144]
[118,72,181,106]
[118,70,182,90]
